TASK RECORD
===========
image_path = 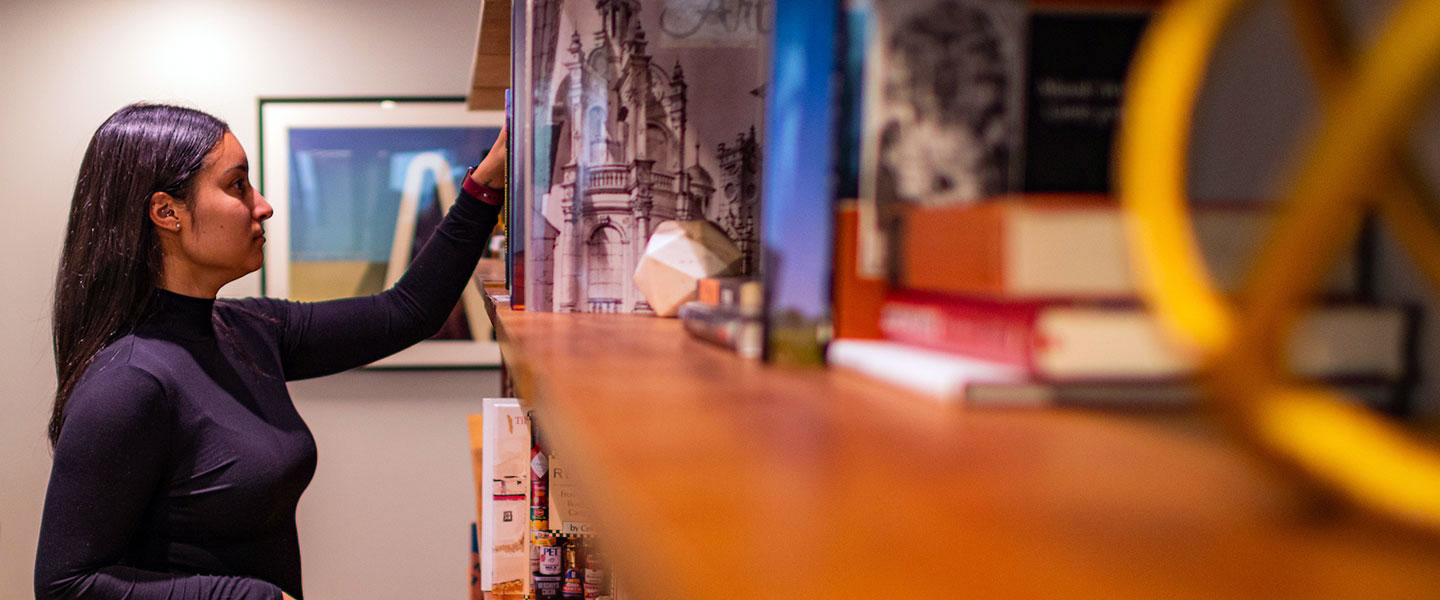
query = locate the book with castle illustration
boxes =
[519,0,769,313]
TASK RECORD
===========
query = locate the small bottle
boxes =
[583,539,608,600]
[532,532,563,600]
[530,418,549,530]
[561,539,584,599]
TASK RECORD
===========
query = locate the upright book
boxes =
[510,1,531,309]
[479,399,531,596]
[520,0,769,314]
[857,0,1155,278]
[761,0,842,364]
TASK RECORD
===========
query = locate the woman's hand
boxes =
[470,124,508,189]
[282,593,296,600]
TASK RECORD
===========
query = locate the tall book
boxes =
[831,3,883,341]
[520,0,768,314]
[857,0,1156,279]
[478,399,531,596]
[509,1,530,309]
[504,88,525,307]
[761,0,843,364]
[836,0,873,201]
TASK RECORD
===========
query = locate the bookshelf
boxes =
[482,292,1440,599]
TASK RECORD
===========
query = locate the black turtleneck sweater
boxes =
[35,186,501,600]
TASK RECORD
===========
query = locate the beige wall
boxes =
[0,0,499,597]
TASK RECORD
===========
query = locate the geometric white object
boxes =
[633,220,743,317]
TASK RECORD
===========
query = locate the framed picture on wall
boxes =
[259,97,505,368]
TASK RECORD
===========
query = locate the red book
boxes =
[878,291,1409,382]
[833,204,886,339]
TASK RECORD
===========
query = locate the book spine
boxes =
[833,203,886,340]
[878,292,1042,370]
[508,1,528,310]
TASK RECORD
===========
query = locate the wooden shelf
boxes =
[467,0,509,111]
[484,294,1440,599]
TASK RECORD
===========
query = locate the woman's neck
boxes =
[159,259,225,299]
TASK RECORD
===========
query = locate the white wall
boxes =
[0,0,499,597]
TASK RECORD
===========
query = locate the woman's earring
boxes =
[176,223,181,230]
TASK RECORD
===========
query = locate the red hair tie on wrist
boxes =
[463,167,503,206]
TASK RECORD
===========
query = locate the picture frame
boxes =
[258,97,505,368]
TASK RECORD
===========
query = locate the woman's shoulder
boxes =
[74,335,168,390]
[217,296,293,328]
[66,337,170,425]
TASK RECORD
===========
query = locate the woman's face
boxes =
[176,132,272,285]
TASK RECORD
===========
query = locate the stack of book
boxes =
[825,0,1414,409]
[677,277,764,360]
[830,195,1413,409]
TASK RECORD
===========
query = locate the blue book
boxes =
[509,0,529,308]
[504,88,520,299]
[760,0,843,365]
[836,0,872,201]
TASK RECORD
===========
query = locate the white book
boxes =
[481,398,530,593]
[826,339,1401,409]
[827,339,1025,402]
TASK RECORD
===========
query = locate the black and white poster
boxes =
[857,0,1026,277]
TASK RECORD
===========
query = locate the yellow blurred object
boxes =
[1118,0,1440,532]
[1286,0,1440,293]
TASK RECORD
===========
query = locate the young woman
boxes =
[35,103,506,600]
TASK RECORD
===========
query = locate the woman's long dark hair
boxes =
[51,104,229,447]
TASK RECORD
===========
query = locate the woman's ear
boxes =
[149,192,184,233]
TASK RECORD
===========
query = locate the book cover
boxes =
[511,1,531,309]
[480,399,531,595]
[836,0,873,201]
[505,88,525,305]
[761,0,842,365]
[879,291,1412,381]
[856,1,1155,279]
[521,0,769,314]
[1019,4,1151,192]
[857,0,1028,277]
[545,446,596,536]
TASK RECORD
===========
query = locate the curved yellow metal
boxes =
[1286,0,1440,293]
[1118,0,1440,532]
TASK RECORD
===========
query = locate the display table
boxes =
[483,293,1440,599]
